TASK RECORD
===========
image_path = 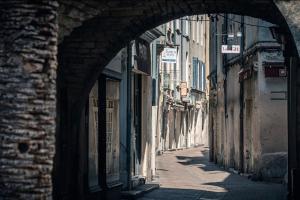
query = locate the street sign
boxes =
[162,48,177,63]
[221,45,240,54]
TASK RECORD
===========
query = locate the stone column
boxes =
[0,1,58,199]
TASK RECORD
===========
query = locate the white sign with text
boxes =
[221,45,240,54]
[162,48,177,63]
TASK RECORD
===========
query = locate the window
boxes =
[196,21,200,43]
[184,20,189,36]
[88,78,121,189]
[200,22,204,46]
[192,57,198,89]
[192,21,196,41]
[88,81,99,189]
[176,19,180,31]
[200,62,206,91]
[106,79,120,184]
[192,58,206,91]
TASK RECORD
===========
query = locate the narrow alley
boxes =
[2,1,300,200]
[138,147,285,200]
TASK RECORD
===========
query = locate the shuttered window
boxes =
[192,58,206,92]
[192,57,198,89]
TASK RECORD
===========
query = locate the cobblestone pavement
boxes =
[138,147,286,200]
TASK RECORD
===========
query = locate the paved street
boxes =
[139,147,286,200]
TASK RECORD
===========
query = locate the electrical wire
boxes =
[180,18,210,22]
[180,14,276,29]
[216,14,275,29]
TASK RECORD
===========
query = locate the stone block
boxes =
[258,152,287,182]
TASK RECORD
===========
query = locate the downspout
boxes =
[224,14,228,118]
[155,43,162,154]
[126,44,132,189]
[180,18,187,147]
[181,18,184,82]
[239,16,245,173]
[213,16,218,162]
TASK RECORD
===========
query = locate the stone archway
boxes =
[1,0,300,199]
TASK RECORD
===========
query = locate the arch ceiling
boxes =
[57,0,293,109]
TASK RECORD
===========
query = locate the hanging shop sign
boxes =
[221,45,240,54]
[180,81,188,97]
[263,62,287,78]
[163,73,170,89]
[161,48,177,63]
[133,39,151,75]
[265,67,287,77]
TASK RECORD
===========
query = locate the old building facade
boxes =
[153,16,210,153]
[209,14,288,182]
[79,28,164,199]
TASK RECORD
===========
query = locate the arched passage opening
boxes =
[0,1,299,200]
[55,1,300,199]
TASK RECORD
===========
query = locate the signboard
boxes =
[163,73,170,89]
[162,48,177,63]
[180,81,188,97]
[264,67,287,77]
[133,39,151,75]
[221,45,240,54]
[263,62,287,78]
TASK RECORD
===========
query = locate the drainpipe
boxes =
[181,18,187,148]
[224,14,228,118]
[239,16,245,173]
[126,44,132,189]
[213,16,218,162]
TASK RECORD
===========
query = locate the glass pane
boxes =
[88,81,99,188]
[106,80,120,184]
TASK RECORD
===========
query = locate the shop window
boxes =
[88,78,121,189]
[106,79,120,184]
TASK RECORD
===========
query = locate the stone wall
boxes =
[0,1,58,199]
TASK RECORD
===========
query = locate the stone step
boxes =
[121,183,160,200]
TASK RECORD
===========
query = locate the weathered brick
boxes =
[0,1,58,199]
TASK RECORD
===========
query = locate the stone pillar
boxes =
[0,1,58,199]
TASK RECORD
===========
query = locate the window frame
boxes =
[85,74,122,196]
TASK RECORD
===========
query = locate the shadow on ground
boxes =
[139,185,285,200]
[141,147,286,200]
